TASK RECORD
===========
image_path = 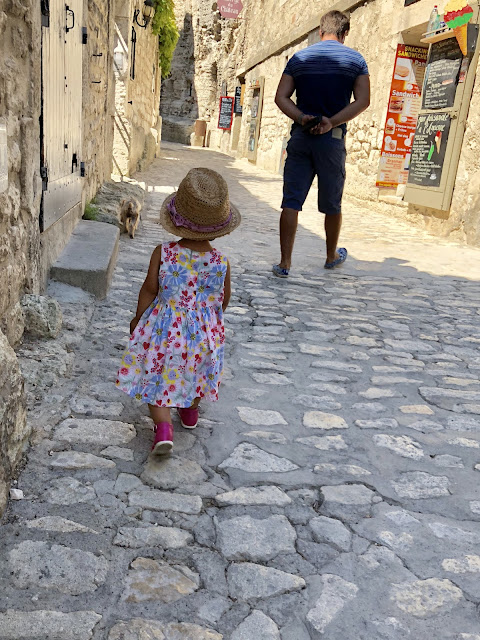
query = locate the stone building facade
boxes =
[160,0,240,144]
[0,0,162,514]
[164,0,480,246]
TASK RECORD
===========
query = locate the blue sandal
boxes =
[324,248,347,270]
[272,264,289,278]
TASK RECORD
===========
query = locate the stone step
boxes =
[50,220,119,299]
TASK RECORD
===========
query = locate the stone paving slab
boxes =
[2,142,480,638]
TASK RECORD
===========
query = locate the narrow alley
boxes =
[1,142,480,639]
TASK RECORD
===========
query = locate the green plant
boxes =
[83,202,100,221]
[151,0,179,77]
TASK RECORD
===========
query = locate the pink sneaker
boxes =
[178,407,199,429]
[152,422,173,455]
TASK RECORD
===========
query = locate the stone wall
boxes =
[0,0,40,516]
[164,0,480,246]
[0,0,42,346]
[112,0,162,177]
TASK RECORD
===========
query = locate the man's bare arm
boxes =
[331,74,370,127]
[275,74,315,127]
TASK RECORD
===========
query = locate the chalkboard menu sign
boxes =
[218,96,234,130]
[234,86,243,115]
[422,38,463,110]
[407,112,451,187]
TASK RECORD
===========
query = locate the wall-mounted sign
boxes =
[404,0,421,5]
[0,123,7,194]
[407,112,451,187]
[218,96,234,130]
[376,44,428,188]
[218,0,243,19]
[234,86,243,114]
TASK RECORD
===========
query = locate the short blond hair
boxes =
[320,10,350,39]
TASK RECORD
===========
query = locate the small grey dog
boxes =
[119,198,141,238]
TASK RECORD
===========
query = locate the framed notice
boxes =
[407,112,451,187]
[376,44,428,188]
[218,96,234,130]
[422,38,463,110]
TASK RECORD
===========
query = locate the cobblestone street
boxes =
[2,142,480,639]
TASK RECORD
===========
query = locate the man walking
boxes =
[273,10,370,277]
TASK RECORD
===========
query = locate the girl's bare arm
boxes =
[222,260,231,312]
[130,246,161,333]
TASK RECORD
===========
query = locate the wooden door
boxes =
[41,0,83,231]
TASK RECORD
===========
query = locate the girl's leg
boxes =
[149,404,173,455]
[178,398,201,429]
[149,404,172,425]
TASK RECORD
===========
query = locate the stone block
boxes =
[50,220,119,299]
[21,294,62,338]
[0,610,101,639]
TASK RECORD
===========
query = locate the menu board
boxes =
[376,44,428,188]
[422,38,463,110]
[407,112,451,187]
[218,96,234,130]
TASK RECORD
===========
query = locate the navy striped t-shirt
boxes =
[284,40,369,127]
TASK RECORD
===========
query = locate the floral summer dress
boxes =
[116,242,227,408]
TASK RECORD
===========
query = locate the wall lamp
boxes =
[133,0,155,28]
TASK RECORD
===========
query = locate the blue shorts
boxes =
[282,127,346,215]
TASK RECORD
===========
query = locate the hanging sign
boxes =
[218,96,234,130]
[218,0,243,19]
[422,38,463,110]
[376,44,428,188]
[407,112,451,187]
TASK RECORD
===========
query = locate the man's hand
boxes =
[300,114,315,127]
[311,116,333,135]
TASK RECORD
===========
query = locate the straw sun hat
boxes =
[159,168,241,240]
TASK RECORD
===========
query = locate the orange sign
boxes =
[376,44,428,188]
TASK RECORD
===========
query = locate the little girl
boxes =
[116,168,240,455]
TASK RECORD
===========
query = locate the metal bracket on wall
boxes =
[40,166,48,191]
[65,5,75,33]
[131,27,137,80]
[41,0,50,27]
[82,27,88,44]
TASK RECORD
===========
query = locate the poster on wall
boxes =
[407,112,451,187]
[218,96,234,130]
[376,44,428,188]
[422,38,463,110]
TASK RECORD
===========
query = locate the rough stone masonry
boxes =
[1,142,480,639]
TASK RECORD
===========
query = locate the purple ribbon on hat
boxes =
[167,196,232,232]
